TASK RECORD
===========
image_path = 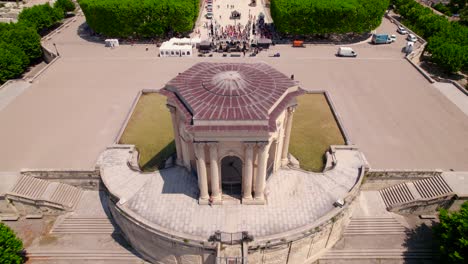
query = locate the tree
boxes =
[0,43,29,84]
[0,24,42,61]
[270,0,389,35]
[434,202,468,263]
[0,223,24,264]
[18,3,64,34]
[54,0,75,13]
[78,0,199,38]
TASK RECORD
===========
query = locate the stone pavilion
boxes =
[160,62,304,204]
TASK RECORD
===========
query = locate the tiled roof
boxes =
[164,62,297,122]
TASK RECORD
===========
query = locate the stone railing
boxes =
[365,169,442,179]
[388,193,456,215]
[20,168,101,190]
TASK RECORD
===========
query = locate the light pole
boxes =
[53,43,60,56]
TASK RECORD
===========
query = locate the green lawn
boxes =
[289,93,345,172]
[118,93,175,171]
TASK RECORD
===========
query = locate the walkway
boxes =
[99,145,367,240]
[433,82,468,116]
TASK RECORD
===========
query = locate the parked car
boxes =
[206,4,212,8]
[207,7,213,12]
[405,41,414,53]
[372,34,392,44]
[390,35,397,42]
[337,47,357,57]
[205,12,213,19]
[407,34,417,42]
[397,26,408,34]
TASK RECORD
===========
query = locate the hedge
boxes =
[270,0,389,34]
[78,0,199,38]
[0,223,24,264]
[394,0,468,73]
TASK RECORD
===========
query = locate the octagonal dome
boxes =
[162,62,303,131]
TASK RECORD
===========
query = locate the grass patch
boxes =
[118,93,175,171]
[289,93,345,172]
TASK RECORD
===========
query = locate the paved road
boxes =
[0,16,467,171]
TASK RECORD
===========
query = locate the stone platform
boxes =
[98,145,367,241]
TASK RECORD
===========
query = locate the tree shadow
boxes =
[141,140,176,171]
[402,221,438,264]
[76,22,105,44]
[97,191,146,260]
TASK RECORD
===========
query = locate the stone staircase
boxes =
[6,175,83,211]
[379,175,453,210]
[343,217,408,236]
[51,216,116,234]
[26,250,144,262]
[321,248,434,260]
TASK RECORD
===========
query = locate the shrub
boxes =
[0,223,24,264]
[270,0,389,34]
[0,24,42,61]
[18,3,64,34]
[0,42,29,84]
[54,0,76,13]
[78,0,199,38]
[433,202,468,263]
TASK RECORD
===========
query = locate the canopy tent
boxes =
[105,39,119,47]
[191,37,201,46]
[159,41,193,57]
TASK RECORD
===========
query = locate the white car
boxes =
[407,34,417,42]
[390,34,397,42]
[205,12,213,19]
[397,26,408,34]
[206,4,212,9]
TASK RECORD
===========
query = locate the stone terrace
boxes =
[99,145,366,240]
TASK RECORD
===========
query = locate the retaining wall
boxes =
[363,169,443,190]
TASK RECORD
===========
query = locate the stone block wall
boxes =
[21,169,102,190]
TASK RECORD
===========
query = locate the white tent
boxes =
[159,41,193,57]
[105,39,119,48]
[190,37,201,46]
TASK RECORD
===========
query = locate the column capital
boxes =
[244,142,256,149]
[207,142,218,150]
[256,141,269,151]
[193,142,205,157]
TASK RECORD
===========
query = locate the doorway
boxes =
[221,156,243,198]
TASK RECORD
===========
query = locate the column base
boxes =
[175,158,184,166]
[198,198,210,205]
[242,197,265,205]
[281,158,289,167]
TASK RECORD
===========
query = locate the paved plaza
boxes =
[0,15,467,171]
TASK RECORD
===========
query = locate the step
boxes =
[51,217,116,234]
[27,250,142,260]
[321,249,434,259]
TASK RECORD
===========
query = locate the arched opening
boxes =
[221,156,242,198]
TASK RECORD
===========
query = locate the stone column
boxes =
[254,142,269,203]
[167,106,183,165]
[242,143,255,201]
[194,143,209,202]
[208,143,221,201]
[281,107,295,166]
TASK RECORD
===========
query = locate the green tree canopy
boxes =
[54,0,76,13]
[434,202,468,263]
[271,0,389,34]
[0,24,42,61]
[18,3,64,34]
[78,0,199,38]
[0,223,24,264]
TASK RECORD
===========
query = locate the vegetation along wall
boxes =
[270,0,390,34]
[78,0,200,38]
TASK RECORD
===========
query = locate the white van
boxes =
[405,41,414,54]
[337,47,357,57]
